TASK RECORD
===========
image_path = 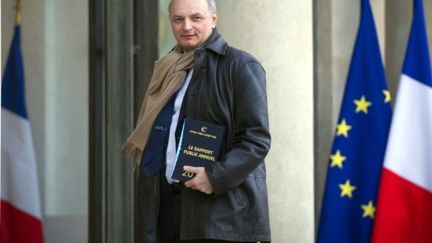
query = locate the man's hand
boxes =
[183,166,214,194]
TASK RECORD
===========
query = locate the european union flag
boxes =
[317,0,392,242]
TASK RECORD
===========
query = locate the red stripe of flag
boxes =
[0,200,44,243]
[372,169,432,243]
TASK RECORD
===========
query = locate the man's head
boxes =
[169,0,217,52]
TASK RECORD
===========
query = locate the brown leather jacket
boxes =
[140,29,271,242]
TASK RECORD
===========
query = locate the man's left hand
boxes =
[183,166,214,194]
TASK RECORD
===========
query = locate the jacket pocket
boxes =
[232,187,245,207]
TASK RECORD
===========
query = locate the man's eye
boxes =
[193,16,203,21]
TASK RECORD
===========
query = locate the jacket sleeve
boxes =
[206,61,271,196]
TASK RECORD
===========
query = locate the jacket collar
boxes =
[200,28,228,55]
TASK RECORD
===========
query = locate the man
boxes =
[124,0,271,242]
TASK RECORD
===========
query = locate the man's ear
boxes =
[212,14,218,28]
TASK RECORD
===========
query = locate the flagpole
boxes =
[15,0,22,26]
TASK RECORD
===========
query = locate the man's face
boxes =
[169,0,217,52]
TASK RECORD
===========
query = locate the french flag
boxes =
[372,0,432,242]
[1,26,44,243]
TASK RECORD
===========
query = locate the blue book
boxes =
[172,118,225,181]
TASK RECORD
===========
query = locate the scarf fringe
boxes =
[122,142,143,168]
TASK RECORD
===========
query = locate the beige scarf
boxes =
[123,46,195,166]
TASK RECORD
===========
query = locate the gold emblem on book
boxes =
[201,126,208,133]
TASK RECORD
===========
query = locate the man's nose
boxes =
[183,19,192,30]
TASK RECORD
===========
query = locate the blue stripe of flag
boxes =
[402,0,432,86]
[1,26,28,119]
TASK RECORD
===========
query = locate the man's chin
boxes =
[180,43,199,52]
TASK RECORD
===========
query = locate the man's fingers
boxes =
[183,166,213,194]
[183,167,203,188]
[184,178,196,188]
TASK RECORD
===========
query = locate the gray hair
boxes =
[169,0,217,15]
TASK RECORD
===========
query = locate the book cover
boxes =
[172,118,225,181]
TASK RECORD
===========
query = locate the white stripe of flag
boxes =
[1,108,43,219]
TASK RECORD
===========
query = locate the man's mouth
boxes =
[182,34,196,38]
